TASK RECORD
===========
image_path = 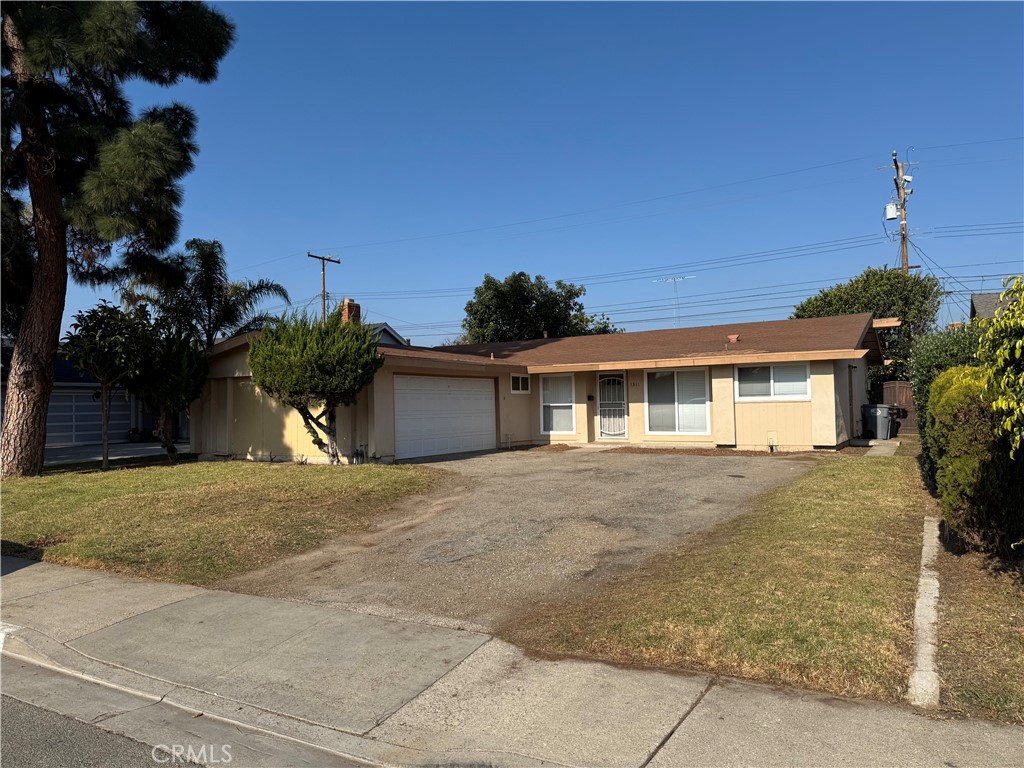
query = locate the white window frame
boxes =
[734,363,811,402]
[510,374,531,394]
[643,368,711,436]
[539,374,576,435]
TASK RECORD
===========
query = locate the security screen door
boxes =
[598,373,627,438]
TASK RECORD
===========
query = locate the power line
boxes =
[914,136,1024,151]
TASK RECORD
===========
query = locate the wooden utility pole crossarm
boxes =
[307,252,340,324]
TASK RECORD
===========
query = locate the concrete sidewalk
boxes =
[1,557,1020,768]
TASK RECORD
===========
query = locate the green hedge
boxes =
[927,366,1024,554]
[909,323,984,479]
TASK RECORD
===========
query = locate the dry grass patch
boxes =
[2,462,441,585]
[500,453,930,702]
[936,550,1024,724]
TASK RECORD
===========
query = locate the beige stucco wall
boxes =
[497,372,533,448]
[518,362,849,451]
[193,354,523,463]
[192,375,346,463]
[833,359,868,443]
[192,345,854,461]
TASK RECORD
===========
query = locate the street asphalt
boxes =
[1,695,179,768]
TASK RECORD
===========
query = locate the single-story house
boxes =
[1,345,139,448]
[191,306,889,462]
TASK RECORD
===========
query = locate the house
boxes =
[191,305,888,462]
[1,345,139,448]
[969,292,1008,320]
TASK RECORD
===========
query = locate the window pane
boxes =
[543,404,573,432]
[647,371,676,431]
[773,365,808,396]
[542,375,573,403]
[512,376,528,392]
[676,370,707,433]
[737,367,771,397]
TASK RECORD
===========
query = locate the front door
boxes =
[598,373,627,439]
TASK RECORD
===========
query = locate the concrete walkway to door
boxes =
[2,556,1020,768]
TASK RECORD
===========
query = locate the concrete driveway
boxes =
[219,448,817,631]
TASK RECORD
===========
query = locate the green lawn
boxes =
[500,451,929,703]
[2,462,440,585]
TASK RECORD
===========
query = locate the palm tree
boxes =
[145,239,290,348]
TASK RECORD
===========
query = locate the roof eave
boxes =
[525,348,869,373]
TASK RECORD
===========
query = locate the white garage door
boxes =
[45,388,132,447]
[394,376,496,460]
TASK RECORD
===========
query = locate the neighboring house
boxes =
[0,345,138,448]
[969,292,1008,320]
[191,306,887,462]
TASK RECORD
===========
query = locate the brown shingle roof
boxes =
[439,313,874,368]
[382,345,526,370]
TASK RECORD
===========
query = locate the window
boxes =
[736,364,809,400]
[541,375,575,434]
[646,369,709,434]
[511,375,530,394]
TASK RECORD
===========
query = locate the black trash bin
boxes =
[861,404,896,440]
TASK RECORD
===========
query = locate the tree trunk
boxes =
[0,18,69,477]
[326,408,339,465]
[100,386,110,471]
[159,409,179,464]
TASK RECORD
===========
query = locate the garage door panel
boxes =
[394,376,496,460]
[43,388,133,447]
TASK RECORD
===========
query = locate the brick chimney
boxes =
[341,298,361,325]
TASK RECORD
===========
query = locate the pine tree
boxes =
[1,2,234,476]
[248,310,384,465]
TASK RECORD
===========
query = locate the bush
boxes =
[909,323,984,478]
[928,366,1024,554]
[976,276,1024,458]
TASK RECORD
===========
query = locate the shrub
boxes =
[928,366,1024,554]
[976,276,1024,458]
[909,323,984,478]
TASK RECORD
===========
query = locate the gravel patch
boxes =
[218,450,817,630]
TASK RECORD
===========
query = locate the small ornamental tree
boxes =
[130,320,209,464]
[62,301,151,470]
[977,276,1024,459]
[248,309,383,464]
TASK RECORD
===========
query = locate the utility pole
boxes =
[307,252,340,324]
[654,275,696,327]
[892,150,912,274]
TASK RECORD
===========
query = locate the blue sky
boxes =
[66,1,1024,342]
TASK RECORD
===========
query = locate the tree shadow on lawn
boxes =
[938,520,1024,588]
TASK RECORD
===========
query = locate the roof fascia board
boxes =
[524,349,869,373]
[207,331,259,357]
[382,355,526,373]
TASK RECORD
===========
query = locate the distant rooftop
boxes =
[970,292,1009,320]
